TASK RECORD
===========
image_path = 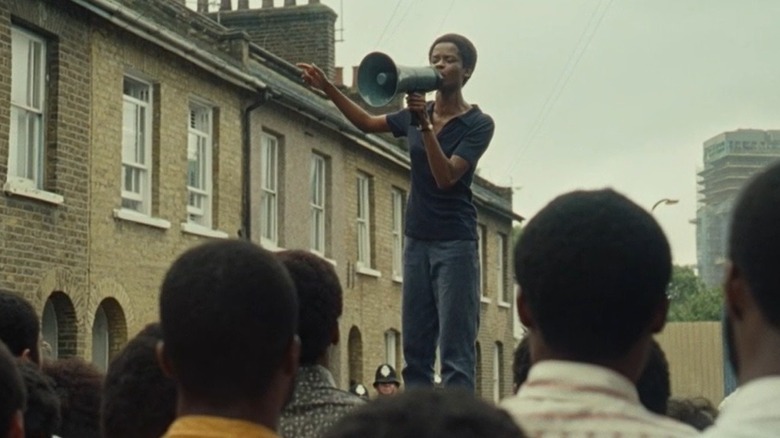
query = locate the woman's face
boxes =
[430,42,470,90]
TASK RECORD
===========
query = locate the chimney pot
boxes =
[238,0,249,9]
[284,0,296,5]
[262,0,274,7]
[220,0,232,11]
[334,67,343,87]
[197,0,209,13]
[352,66,359,89]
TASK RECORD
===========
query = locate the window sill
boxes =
[113,208,171,230]
[392,274,403,284]
[310,250,338,266]
[498,301,512,309]
[3,180,64,205]
[480,296,492,305]
[261,240,287,252]
[356,264,382,278]
[181,222,229,239]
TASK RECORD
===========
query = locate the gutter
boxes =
[240,90,273,240]
[70,0,267,92]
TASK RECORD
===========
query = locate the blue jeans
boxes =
[401,237,480,392]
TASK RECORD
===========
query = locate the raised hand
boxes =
[297,63,330,92]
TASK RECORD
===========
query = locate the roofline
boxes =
[71,0,267,92]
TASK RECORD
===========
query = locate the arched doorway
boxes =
[347,326,363,385]
[91,298,127,371]
[41,292,77,359]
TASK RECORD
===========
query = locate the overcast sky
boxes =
[238,0,780,266]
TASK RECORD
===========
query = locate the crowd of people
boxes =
[0,160,778,437]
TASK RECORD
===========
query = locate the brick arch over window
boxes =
[347,326,363,386]
[91,298,127,372]
[41,292,78,359]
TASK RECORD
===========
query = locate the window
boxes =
[356,173,372,267]
[187,102,212,227]
[260,133,279,246]
[310,154,326,254]
[92,305,109,372]
[497,233,509,304]
[384,329,399,371]
[391,188,405,280]
[121,77,153,214]
[478,224,488,300]
[8,27,46,189]
[493,342,503,403]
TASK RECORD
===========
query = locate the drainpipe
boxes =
[241,89,273,240]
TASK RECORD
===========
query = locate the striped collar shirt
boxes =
[500,360,697,438]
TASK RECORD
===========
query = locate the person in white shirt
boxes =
[501,189,697,437]
[701,161,780,437]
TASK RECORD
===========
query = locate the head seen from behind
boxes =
[158,239,299,425]
[0,291,41,365]
[276,250,342,366]
[725,160,780,382]
[515,189,671,379]
[0,341,25,438]
[102,322,176,438]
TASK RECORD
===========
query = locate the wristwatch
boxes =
[418,123,433,132]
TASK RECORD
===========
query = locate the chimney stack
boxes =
[238,0,249,9]
[334,67,343,87]
[262,0,274,7]
[220,0,232,11]
[284,0,296,5]
[197,0,209,13]
[309,0,320,3]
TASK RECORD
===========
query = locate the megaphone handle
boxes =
[410,112,420,127]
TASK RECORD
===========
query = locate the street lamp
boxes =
[651,198,679,212]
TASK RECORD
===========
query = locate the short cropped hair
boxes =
[16,359,61,438]
[101,323,176,438]
[43,358,103,438]
[729,160,780,328]
[322,389,526,438]
[636,340,670,415]
[277,250,343,365]
[0,341,26,436]
[429,33,477,83]
[0,290,40,364]
[666,397,717,431]
[160,240,298,403]
[515,189,671,361]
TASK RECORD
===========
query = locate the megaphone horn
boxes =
[357,52,442,108]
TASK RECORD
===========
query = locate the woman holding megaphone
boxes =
[298,33,494,394]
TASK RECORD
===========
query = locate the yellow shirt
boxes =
[162,415,279,438]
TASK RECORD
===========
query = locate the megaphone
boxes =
[357,52,442,108]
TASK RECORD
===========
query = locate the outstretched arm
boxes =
[298,63,390,134]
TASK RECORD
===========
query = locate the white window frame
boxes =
[260,133,279,247]
[121,76,153,215]
[497,233,510,305]
[479,224,490,302]
[391,188,405,281]
[356,173,372,269]
[186,102,213,227]
[310,153,326,255]
[493,342,503,403]
[8,26,47,190]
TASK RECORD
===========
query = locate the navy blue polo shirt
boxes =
[386,103,494,241]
